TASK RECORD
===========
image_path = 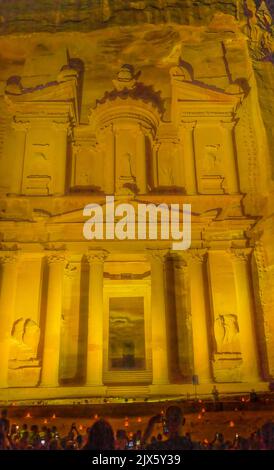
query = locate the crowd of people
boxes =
[0,407,274,450]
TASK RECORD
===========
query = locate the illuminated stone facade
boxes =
[0,0,273,403]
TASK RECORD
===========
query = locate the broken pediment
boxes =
[172,76,244,103]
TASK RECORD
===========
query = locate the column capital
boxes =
[220,120,237,131]
[228,248,252,263]
[86,249,109,264]
[187,249,208,265]
[52,119,72,136]
[180,121,197,131]
[46,252,67,264]
[11,120,30,132]
[0,253,18,265]
[136,122,153,138]
[146,248,169,263]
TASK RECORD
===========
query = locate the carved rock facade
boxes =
[0,0,273,402]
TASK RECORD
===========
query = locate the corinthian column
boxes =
[188,250,211,383]
[86,250,108,386]
[40,252,66,387]
[148,249,169,385]
[180,121,197,194]
[220,120,239,194]
[104,125,115,194]
[135,126,147,194]
[9,122,29,195]
[52,121,70,195]
[0,253,18,388]
[230,249,260,381]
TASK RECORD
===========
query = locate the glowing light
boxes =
[52,413,56,419]
[124,421,129,428]
[241,397,245,402]
[229,421,235,427]
[94,414,99,420]
[201,408,206,413]
[160,410,164,415]
[198,399,202,404]
[43,419,48,424]
[137,417,142,423]
[79,425,83,431]
[198,414,202,420]
[25,412,31,419]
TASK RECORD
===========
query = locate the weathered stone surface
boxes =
[0,1,242,33]
[0,0,273,398]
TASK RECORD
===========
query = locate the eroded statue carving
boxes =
[9,318,40,363]
[214,314,241,353]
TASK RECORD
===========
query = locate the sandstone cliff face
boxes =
[0,1,272,170]
[0,1,241,33]
[0,1,273,377]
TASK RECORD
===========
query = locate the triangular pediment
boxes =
[5,79,77,103]
[173,79,242,103]
[46,197,223,225]
[49,197,148,224]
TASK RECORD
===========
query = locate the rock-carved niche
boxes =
[155,122,184,192]
[212,313,243,383]
[71,139,104,192]
[214,314,241,354]
[9,317,40,364]
[89,65,162,195]
[200,144,226,194]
